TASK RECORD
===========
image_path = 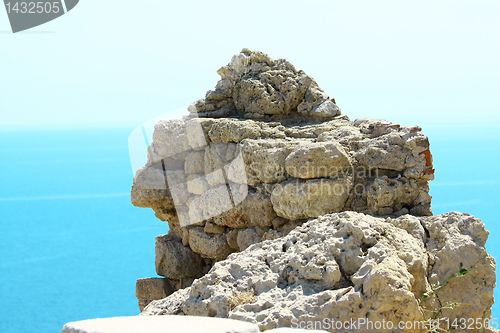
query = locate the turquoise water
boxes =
[0,124,499,333]
[424,124,500,319]
[0,127,166,333]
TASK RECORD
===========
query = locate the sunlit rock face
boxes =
[131,50,440,315]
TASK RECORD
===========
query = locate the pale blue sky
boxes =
[1,0,499,127]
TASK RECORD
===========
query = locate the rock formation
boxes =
[131,49,496,331]
[141,212,496,332]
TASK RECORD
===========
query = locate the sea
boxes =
[0,123,499,333]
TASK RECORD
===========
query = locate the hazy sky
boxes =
[1,0,499,127]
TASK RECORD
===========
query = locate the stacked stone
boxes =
[132,50,434,311]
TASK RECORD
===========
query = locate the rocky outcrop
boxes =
[131,51,434,309]
[128,49,496,331]
[188,48,337,122]
[141,211,497,332]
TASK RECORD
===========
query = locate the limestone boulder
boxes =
[142,212,496,333]
[241,187,276,228]
[135,278,175,312]
[188,49,332,121]
[148,120,191,162]
[204,221,226,234]
[188,185,233,226]
[239,139,300,185]
[185,151,205,174]
[284,141,351,179]
[131,162,172,209]
[188,227,235,260]
[236,227,262,251]
[270,178,351,220]
[310,99,341,120]
[155,234,205,280]
[129,50,455,321]
[208,118,262,143]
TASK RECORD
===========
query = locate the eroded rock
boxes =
[135,278,175,312]
[284,141,351,179]
[271,178,351,220]
[189,227,235,260]
[155,234,205,280]
[142,212,496,332]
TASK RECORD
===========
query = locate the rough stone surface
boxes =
[270,178,351,220]
[61,316,260,333]
[187,49,334,121]
[310,100,341,120]
[131,162,172,209]
[237,227,262,251]
[204,221,226,234]
[155,234,205,280]
[284,141,351,179]
[129,50,497,325]
[241,187,276,227]
[189,227,235,260]
[142,212,497,332]
[135,278,175,312]
[131,114,434,247]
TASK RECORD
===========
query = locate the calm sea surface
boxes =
[0,124,499,333]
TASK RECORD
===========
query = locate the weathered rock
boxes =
[310,100,341,120]
[186,118,210,150]
[132,114,434,223]
[135,278,175,312]
[351,118,431,177]
[153,208,183,239]
[186,174,210,195]
[187,49,333,121]
[236,227,262,251]
[366,176,420,215]
[204,142,236,175]
[271,178,351,220]
[208,118,262,143]
[284,141,351,179]
[271,216,288,229]
[240,139,299,185]
[132,50,435,223]
[148,120,191,162]
[130,50,452,318]
[188,227,235,260]
[142,212,496,333]
[61,316,261,333]
[241,187,276,228]
[185,151,205,174]
[204,221,226,234]
[131,162,172,209]
[155,234,205,280]
[213,205,248,229]
[188,185,234,226]
[263,220,305,242]
[226,229,240,250]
